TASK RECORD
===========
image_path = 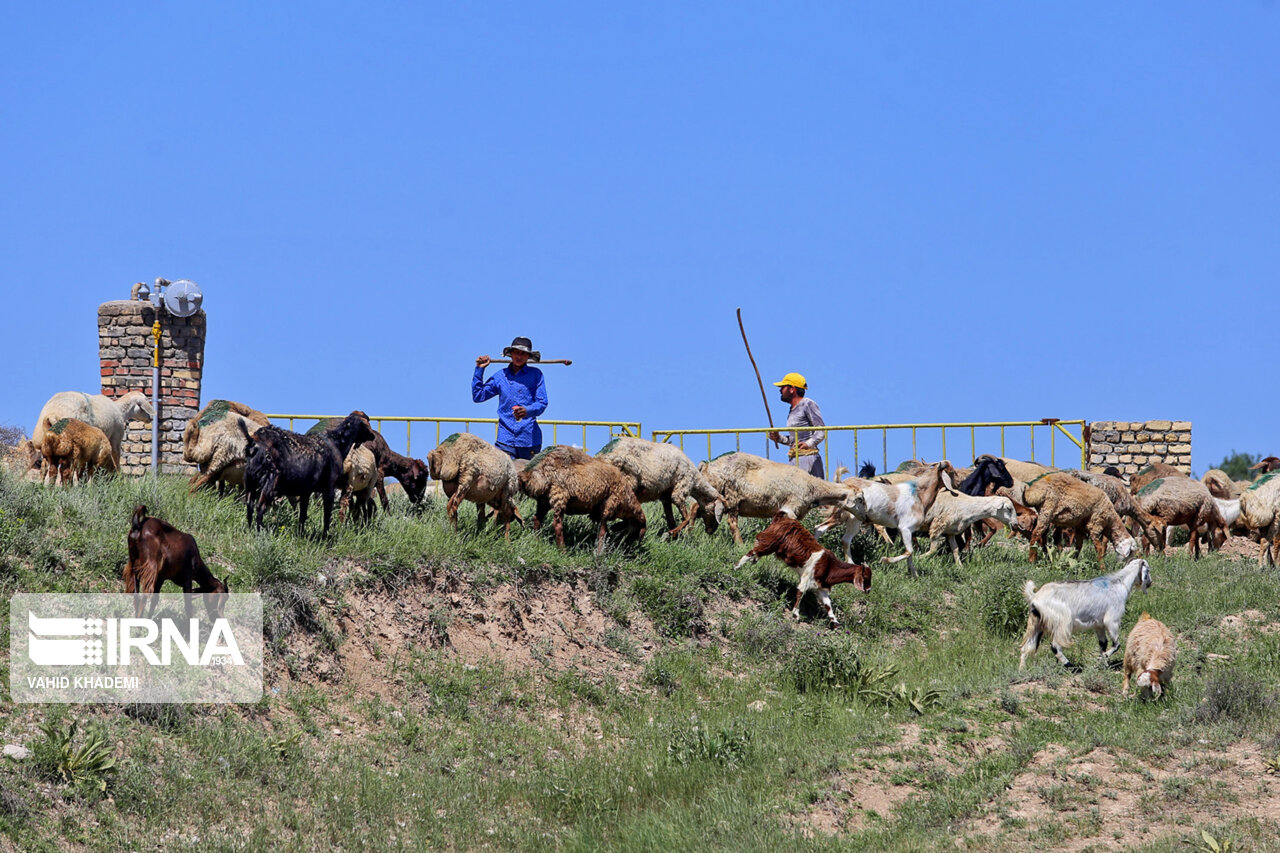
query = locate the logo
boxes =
[10,594,263,704]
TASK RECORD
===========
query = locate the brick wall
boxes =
[98,298,205,475]
[1086,420,1192,476]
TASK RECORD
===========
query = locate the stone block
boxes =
[1146,420,1172,431]
[1118,454,1131,463]
[1121,432,1136,442]
[1172,421,1191,431]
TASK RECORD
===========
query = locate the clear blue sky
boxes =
[3,3,1276,473]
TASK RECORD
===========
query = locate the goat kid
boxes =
[735,513,871,627]
[124,505,228,619]
[1019,558,1152,671]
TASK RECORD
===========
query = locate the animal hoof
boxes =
[1065,663,1083,674]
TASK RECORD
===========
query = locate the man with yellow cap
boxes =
[767,372,826,479]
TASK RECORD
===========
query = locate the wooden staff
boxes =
[737,307,778,448]
[490,358,573,365]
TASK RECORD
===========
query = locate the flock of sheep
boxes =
[8,392,1280,698]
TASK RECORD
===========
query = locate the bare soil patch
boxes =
[964,741,1280,850]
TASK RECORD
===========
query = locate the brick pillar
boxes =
[1086,420,1192,477]
[98,295,206,475]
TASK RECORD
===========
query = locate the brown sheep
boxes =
[1133,477,1227,559]
[1129,461,1186,494]
[427,433,521,539]
[1201,468,1241,500]
[1022,473,1139,568]
[1239,472,1280,567]
[1122,613,1176,699]
[38,417,117,486]
[517,446,646,554]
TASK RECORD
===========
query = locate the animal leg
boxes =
[321,490,335,537]
[376,478,390,512]
[553,505,567,551]
[660,497,676,533]
[884,527,917,577]
[476,503,488,533]
[841,517,863,563]
[816,588,838,627]
[297,493,311,537]
[949,534,964,567]
[1052,643,1079,671]
[727,513,743,546]
[667,501,698,539]
[791,587,804,621]
[1018,614,1042,670]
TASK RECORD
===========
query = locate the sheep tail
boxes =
[130,505,148,533]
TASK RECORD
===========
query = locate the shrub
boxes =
[666,722,753,769]
[978,566,1030,638]
[1192,671,1277,725]
[630,574,705,638]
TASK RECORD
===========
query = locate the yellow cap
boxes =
[772,372,807,390]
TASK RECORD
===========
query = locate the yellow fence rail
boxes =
[265,415,643,457]
[651,419,1087,478]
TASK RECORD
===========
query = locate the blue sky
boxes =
[3,3,1277,473]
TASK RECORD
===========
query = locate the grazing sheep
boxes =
[33,391,154,465]
[734,513,871,627]
[1069,470,1164,537]
[183,400,272,494]
[1018,558,1152,670]
[426,433,520,539]
[1201,468,1241,500]
[1022,473,1139,568]
[339,444,380,524]
[595,437,725,537]
[1122,613,1176,699]
[1133,477,1226,559]
[3,438,43,483]
[1129,461,1186,494]
[998,457,1057,485]
[38,417,118,485]
[241,411,377,536]
[919,492,1021,566]
[1239,472,1280,567]
[517,446,646,554]
[124,505,228,619]
[815,461,961,576]
[699,452,862,545]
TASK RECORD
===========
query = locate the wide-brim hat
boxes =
[502,336,541,361]
[773,372,807,390]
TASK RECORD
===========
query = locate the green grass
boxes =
[2,467,1280,851]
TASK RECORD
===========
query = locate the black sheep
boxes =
[959,454,1014,497]
[241,411,377,536]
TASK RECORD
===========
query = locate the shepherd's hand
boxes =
[512,405,527,420]
[476,355,491,368]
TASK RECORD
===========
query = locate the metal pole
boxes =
[151,319,161,475]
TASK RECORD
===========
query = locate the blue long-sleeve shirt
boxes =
[472,365,548,448]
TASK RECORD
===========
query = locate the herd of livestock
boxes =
[8,392,1280,694]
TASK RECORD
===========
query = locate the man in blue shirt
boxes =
[473,336,549,460]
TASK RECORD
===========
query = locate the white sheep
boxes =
[1239,472,1280,567]
[595,437,725,537]
[33,391,154,466]
[339,444,380,524]
[698,452,862,545]
[918,492,1021,566]
[1122,613,1176,699]
[814,461,961,576]
[1018,558,1152,670]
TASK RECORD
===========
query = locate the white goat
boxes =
[1019,558,1152,670]
[814,461,959,577]
[919,493,1021,566]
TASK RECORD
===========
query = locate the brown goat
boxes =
[124,506,228,619]
[39,417,117,486]
[735,513,871,627]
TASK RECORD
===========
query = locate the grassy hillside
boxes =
[1,469,1279,852]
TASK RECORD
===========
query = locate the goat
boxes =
[919,493,1022,566]
[240,411,377,536]
[1018,558,1152,670]
[815,461,960,576]
[1122,613,1176,699]
[38,417,117,486]
[124,505,228,619]
[735,512,871,627]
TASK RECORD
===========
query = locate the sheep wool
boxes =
[595,437,725,537]
[1122,614,1176,699]
[427,433,521,540]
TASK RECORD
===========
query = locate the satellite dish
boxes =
[162,279,203,317]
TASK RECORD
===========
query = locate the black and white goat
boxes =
[241,411,377,536]
[1018,558,1152,671]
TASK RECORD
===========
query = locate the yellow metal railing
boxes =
[265,415,642,457]
[650,419,1087,478]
